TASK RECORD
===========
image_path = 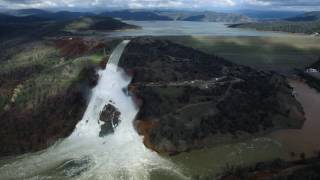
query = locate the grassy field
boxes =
[162,36,320,74]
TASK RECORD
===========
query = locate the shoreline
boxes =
[228,25,316,37]
[270,78,320,160]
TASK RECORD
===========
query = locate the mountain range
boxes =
[286,11,320,22]
[3,8,320,24]
[0,12,138,39]
[1,9,252,23]
[102,10,252,23]
[2,8,320,36]
[4,8,320,23]
[238,9,303,20]
[229,11,320,35]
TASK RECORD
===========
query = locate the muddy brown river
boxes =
[271,79,320,159]
[165,79,320,179]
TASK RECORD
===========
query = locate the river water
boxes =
[166,79,320,178]
[270,79,320,159]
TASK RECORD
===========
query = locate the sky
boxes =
[0,0,319,11]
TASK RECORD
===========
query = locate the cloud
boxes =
[0,0,319,11]
[244,0,271,6]
[0,0,237,9]
[242,0,320,10]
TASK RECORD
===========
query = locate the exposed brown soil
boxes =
[55,37,106,58]
[99,57,109,69]
[135,119,159,152]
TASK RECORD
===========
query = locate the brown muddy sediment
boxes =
[270,78,320,159]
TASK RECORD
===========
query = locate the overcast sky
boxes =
[0,0,319,11]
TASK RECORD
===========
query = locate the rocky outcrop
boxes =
[119,38,305,154]
[99,104,121,137]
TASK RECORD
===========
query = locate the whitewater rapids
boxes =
[0,40,184,180]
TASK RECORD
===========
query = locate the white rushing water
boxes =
[0,40,184,180]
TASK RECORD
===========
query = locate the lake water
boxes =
[106,21,295,37]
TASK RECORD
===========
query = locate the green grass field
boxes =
[162,36,320,74]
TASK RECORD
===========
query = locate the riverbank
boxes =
[219,156,320,180]
[166,78,320,179]
[270,78,320,160]
[220,79,320,179]
[229,22,320,36]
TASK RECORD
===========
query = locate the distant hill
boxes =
[238,10,303,20]
[6,8,51,16]
[158,10,252,23]
[3,9,97,21]
[101,10,251,23]
[0,14,138,39]
[101,10,172,21]
[0,13,49,23]
[286,11,320,21]
[0,10,97,24]
[34,11,96,21]
[185,11,251,22]
[229,11,320,34]
[3,9,251,23]
[65,16,139,31]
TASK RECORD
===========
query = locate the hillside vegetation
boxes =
[229,11,320,34]
[119,38,305,154]
[229,21,320,34]
[0,14,138,39]
[0,37,120,156]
